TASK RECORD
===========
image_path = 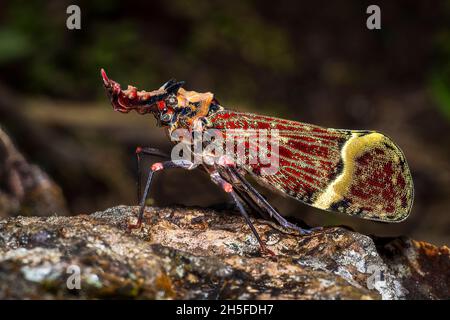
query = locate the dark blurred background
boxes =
[0,0,449,245]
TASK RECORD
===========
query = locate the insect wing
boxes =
[208,111,413,222]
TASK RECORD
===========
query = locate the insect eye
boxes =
[160,113,172,122]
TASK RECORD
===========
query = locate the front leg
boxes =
[128,159,197,230]
[135,147,171,202]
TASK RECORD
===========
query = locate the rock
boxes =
[0,127,68,218]
[0,206,448,299]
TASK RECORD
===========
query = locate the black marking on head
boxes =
[165,81,185,94]
[144,93,169,106]
[162,79,176,90]
[180,106,192,116]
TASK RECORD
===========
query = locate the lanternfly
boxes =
[101,69,414,256]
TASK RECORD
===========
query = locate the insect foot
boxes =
[126,208,145,232]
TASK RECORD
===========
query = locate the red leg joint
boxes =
[151,162,164,172]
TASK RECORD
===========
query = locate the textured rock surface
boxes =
[0,206,448,299]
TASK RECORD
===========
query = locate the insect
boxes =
[101,69,414,255]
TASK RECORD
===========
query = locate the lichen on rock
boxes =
[0,205,448,299]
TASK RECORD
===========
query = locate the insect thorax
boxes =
[163,88,224,132]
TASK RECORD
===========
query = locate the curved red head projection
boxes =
[101,68,184,115]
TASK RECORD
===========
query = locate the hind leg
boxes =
[226,167,320,235]
[210,171,274,256]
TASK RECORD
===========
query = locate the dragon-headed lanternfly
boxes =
[101,69,414,256]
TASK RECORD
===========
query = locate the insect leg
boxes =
[210,172,274,256]
[227,167,316,235]
[213,156,268,217]
[135,147,170,202]
[128,159,197,230]
[214,155,271,220]
[234,187,271,220]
